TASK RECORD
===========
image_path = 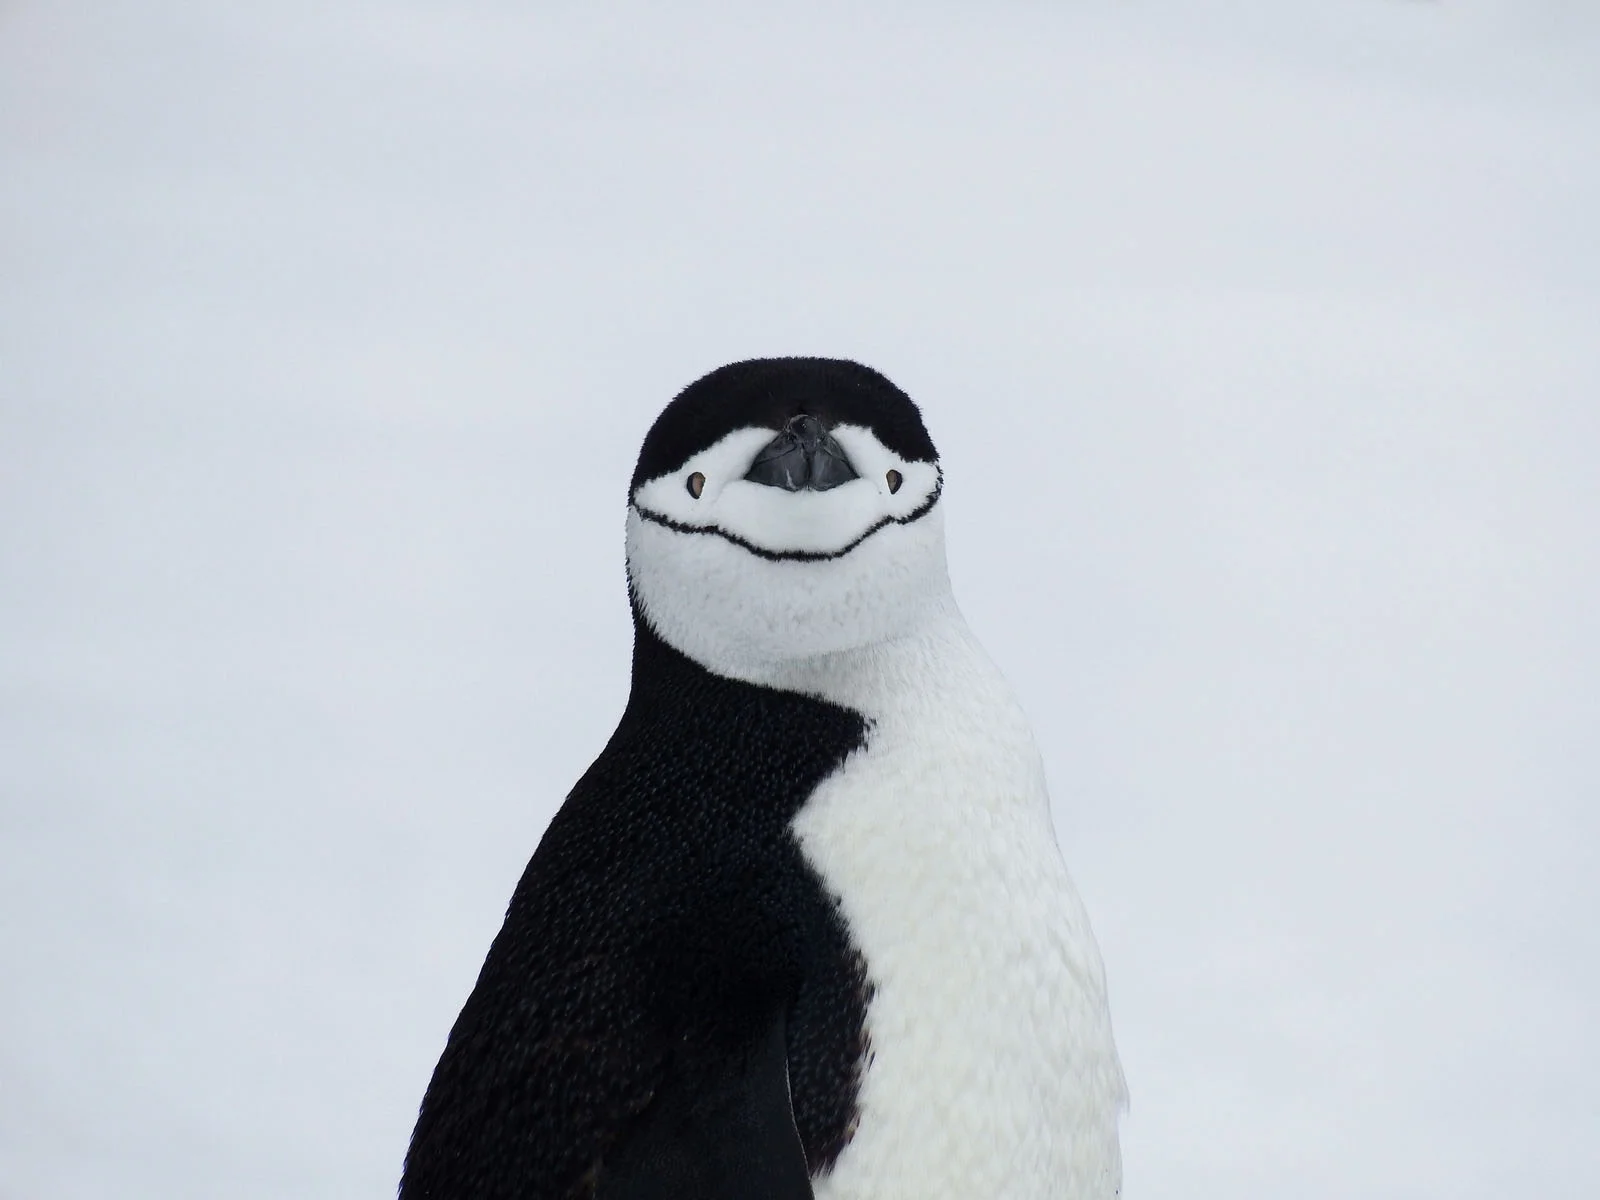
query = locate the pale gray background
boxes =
[2,2,1597,1197]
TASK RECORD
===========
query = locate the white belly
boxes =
[783,616,1126,1199]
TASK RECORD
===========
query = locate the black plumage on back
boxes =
[400,622,874,1200]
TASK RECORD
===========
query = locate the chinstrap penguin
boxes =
[400,358,1127,1199]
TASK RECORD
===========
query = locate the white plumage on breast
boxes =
[780,606,1127,1200]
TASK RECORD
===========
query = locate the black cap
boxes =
[631,358,938,492]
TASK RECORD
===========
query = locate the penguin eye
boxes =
[885,469,903,494]
[686,472,706,499]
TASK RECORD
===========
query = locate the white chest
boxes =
[781,618,1126,1200]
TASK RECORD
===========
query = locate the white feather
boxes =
[782,612,1128,1200]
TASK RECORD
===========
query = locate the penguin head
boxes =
[626,358,949,676]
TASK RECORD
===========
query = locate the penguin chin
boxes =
[624,500,952,680]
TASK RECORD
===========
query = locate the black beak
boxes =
[743,414,859,492]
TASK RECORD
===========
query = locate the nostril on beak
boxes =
[785,414,827,453]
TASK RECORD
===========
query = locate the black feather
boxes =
[400,622,873,1200]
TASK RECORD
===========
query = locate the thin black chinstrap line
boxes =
[631,475,943,564]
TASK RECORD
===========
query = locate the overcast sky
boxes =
[2,2,1597,1197]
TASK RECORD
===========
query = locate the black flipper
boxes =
[400,625,871,1200]
[598,1009,813,1200]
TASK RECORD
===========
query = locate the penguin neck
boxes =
[762,599,979,713]
[636,590,1012,736]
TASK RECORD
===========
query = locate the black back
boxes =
[630,358,938,490]
[400,622,874,1200]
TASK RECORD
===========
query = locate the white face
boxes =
[626,423,951,678]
